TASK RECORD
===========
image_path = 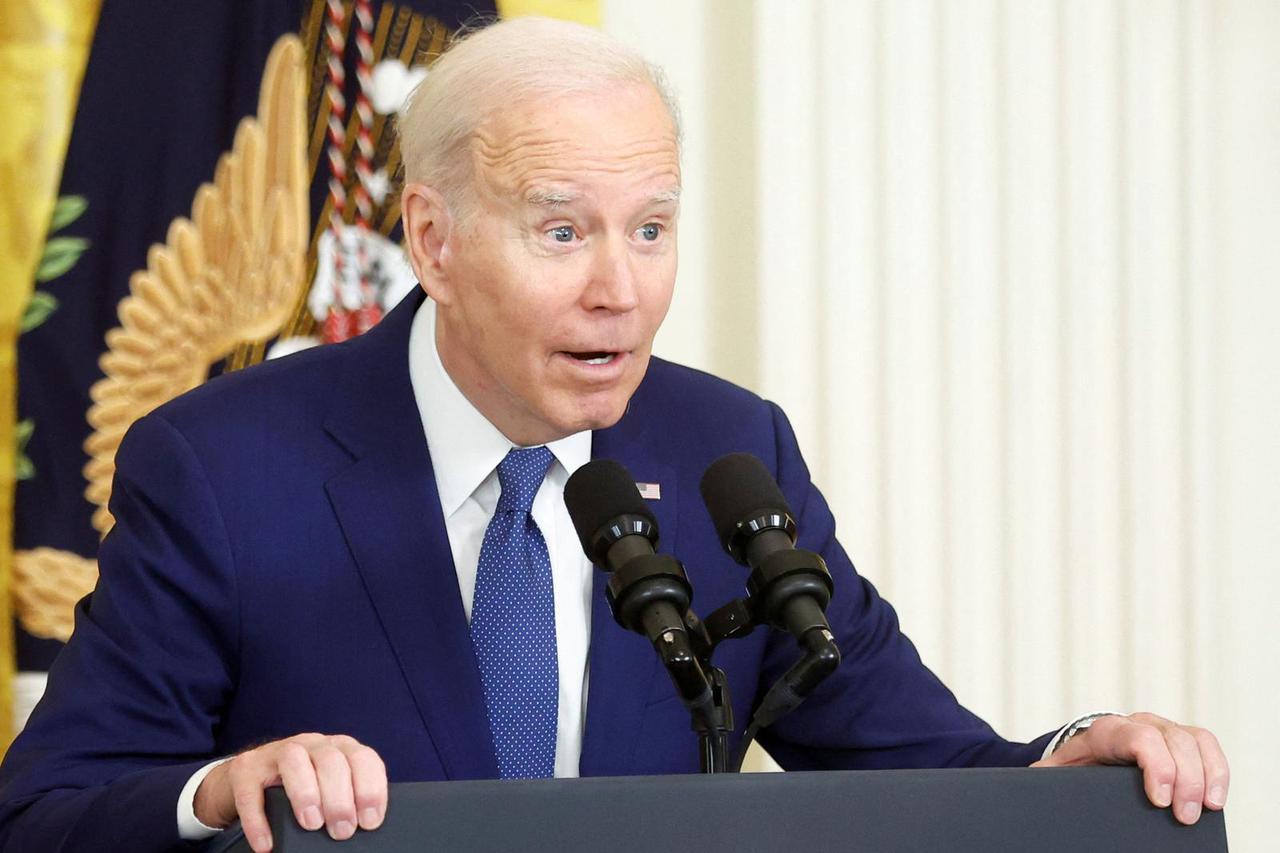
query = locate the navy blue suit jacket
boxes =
[0,290,1053,851]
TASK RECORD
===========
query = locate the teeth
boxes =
[584,354,613,365]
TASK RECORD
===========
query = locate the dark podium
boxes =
[208,766,1227,852]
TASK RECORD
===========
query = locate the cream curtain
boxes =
[607,1,1280,848]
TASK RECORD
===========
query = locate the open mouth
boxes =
[566,351,618,365]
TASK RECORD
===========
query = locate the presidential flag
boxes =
[7,0,503,741]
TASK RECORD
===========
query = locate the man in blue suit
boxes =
[0,16,1228,853]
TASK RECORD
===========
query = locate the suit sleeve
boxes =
[0,413,239,852]
[754,402,1056,770]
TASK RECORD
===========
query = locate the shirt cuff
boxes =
[1041,711,1127,761]
[177,757,231,840]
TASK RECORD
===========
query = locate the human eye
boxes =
[547,225,577,243]
[636,222,663,242]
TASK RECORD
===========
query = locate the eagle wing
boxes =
[81,34,309,537]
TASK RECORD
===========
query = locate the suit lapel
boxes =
[323,290,497,780]
[578,413,680,777]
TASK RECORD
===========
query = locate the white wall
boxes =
[605,0,1280,848]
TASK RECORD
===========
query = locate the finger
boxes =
[1161,726,1206,825]
[312,744,359,840]
[1110,720,1177,810]
[340,743,388,830]
[228,757,274,853]
[1193,728,1230,809]
[276,742,324,832]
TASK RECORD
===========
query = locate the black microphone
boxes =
[564,460,713,714]
[700,453,841,768]
[699,453,836,643]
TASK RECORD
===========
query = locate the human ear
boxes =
[400,183,456,305]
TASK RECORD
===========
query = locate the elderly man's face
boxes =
[409,82,680,446]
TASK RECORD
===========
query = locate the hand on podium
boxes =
[1033,712,1228,825]
[194,732,388,852]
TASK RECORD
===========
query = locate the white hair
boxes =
[397,16,681,212]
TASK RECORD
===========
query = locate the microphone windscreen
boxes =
[699,453,793,548]
[564,459,657,559]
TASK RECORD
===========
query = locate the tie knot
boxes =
[495,446,554,513]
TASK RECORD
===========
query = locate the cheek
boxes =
[509,273,588,342]
[465,255,548,343]
[653,278,676,321]
[491,294,568,379]
[640,261,677,328]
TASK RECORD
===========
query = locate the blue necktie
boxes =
[471,446,558,778]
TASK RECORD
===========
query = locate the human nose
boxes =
[582,234,639,313]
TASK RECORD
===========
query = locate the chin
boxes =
[564,393,633,434]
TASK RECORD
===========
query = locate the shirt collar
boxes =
[407,294,592,518]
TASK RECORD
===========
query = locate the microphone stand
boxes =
[682,610,737,774]
[696,669,733,773]
[601,554,837,774]
[592,541,734,774]
[597,532,838,775]
[687,576,842,773]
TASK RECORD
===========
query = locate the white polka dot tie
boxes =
[470,446,558,778]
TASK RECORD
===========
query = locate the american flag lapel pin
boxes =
[636,482,661,500]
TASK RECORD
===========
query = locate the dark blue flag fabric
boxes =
[13,1,494,673]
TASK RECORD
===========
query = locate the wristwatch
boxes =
[1053,711,1123,754]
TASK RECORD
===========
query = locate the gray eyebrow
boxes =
[526,188,575,207]
[525,187,681,208]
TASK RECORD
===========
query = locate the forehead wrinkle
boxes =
[471,124,564,164]
[478,139,678,177]
[471,107,679,162]
[473,128,677,186]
